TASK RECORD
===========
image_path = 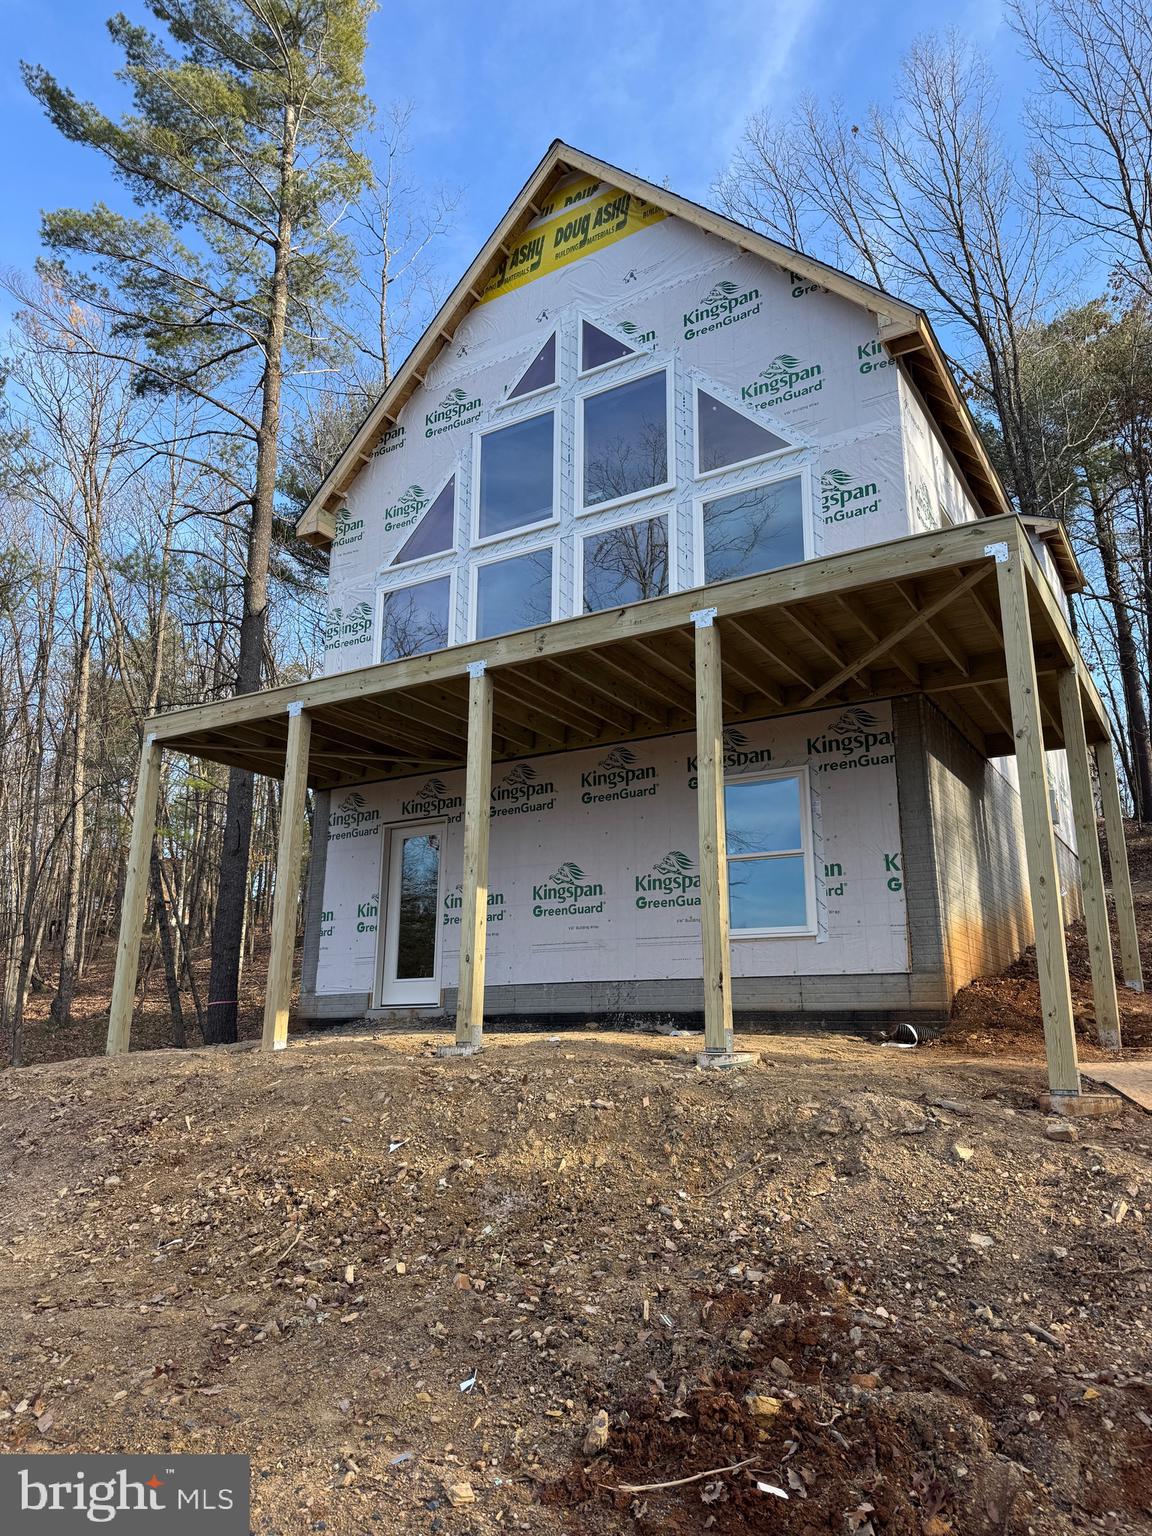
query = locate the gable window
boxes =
[379,575,452,662]
[581,514,669,613]
[581,370,670,510]
[477,411,555,541]
[696,387,789,475]
[474,548,553,639]
[580,319,635,373]
[725,771,814,934]
[700,473,805,584]
[393,476,455,565]
[507,334,556,400]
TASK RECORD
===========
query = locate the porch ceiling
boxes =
[153,515,1105,790]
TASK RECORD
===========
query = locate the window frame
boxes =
[725,765,817,939]
[471,404,560,549]
[575,507,675,617]
[576,363,675,516]
[577,315,641,380]
[387,469,458,570]
[468,539,559,643]
[691,380,794,483]
[374,567,458,663]
[692,465,813,588]
[496,330,559,409]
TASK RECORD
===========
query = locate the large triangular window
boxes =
[392,476,455,566]
[507,333,556,400]
[696,388,789,474]
[581,318,635,373]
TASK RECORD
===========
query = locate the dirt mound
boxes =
[1,1031,1150,1534]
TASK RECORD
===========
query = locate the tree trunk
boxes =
[52,554,94,1027]
[204,102,298,1045]
[1091,482,1152,820]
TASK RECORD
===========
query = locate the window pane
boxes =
[725,777,802,855]
[728,855,808,930]
[583,372,668,507]
[581,319,633,371]
[479,413,554,538]
[703,477,804,582]
[379,577,451,661]
[476,549,553,639]
[508,334,556,399]
[697,390,788,472]
[393,476,454,564]
[583,517,668,612]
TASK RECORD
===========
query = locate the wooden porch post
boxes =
[454,661,493,1051]
[1058,668,1121,1049]
[995,546,1080,1098]
[1095,734,1144,992]
[106,733,163,1056]
[693,609,734,1057]
[262,704,312,1051]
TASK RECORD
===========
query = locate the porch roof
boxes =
[151,515,1104,790]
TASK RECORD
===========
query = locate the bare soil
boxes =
[2,1030,1150,1535]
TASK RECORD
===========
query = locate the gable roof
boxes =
[295,141,1010,547]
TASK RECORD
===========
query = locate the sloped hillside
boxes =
[1,1030,1150,1535]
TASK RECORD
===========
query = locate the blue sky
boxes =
[0,0,1035,314]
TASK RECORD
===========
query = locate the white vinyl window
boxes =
[505,333,557,403]
[475,409,556,543]
[579,513,669,613]
[697,471,809,585]
[694,384,791,477]
[392,475,455,566]
[579,368,672,511]
[579,318,637,375]
[473,547,555,640]
[378,575,453,662]
[725,770,815,935]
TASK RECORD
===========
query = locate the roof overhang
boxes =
[155,516,1105,787]
[295,141,1012,549]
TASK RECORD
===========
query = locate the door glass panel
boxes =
[582,371,668,506]
[728,854,808,930]
[702,476,804,582]
[395,833,440,979]
[697,390,789,472]
[582,515,668,612]
[478,412,554,538]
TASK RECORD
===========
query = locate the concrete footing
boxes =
[696,1051,756,1071]
[1040,1091,1123,1118]
[438,1042,484,1058]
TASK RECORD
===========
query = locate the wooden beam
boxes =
[996,546,1080,1098]
[802,566,989,709]
[262,707,312,1051]
[693,612,734,1056]
[106,735,164,1055]
[1095,734,1144,992]
[1058,669,1121,1049]
[455,665,494,1049]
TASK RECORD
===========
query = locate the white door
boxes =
[377,822,444,1006]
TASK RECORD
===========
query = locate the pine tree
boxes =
[24,0,374,1041]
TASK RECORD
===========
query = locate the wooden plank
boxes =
[106,735,163,1055]
[262,707,312,1051]
[455,666,494,1048]
[1058,669,1122,1049]
[694,616,734,1055]
[1095,734,1144,991]
[996,546,1080,1097]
